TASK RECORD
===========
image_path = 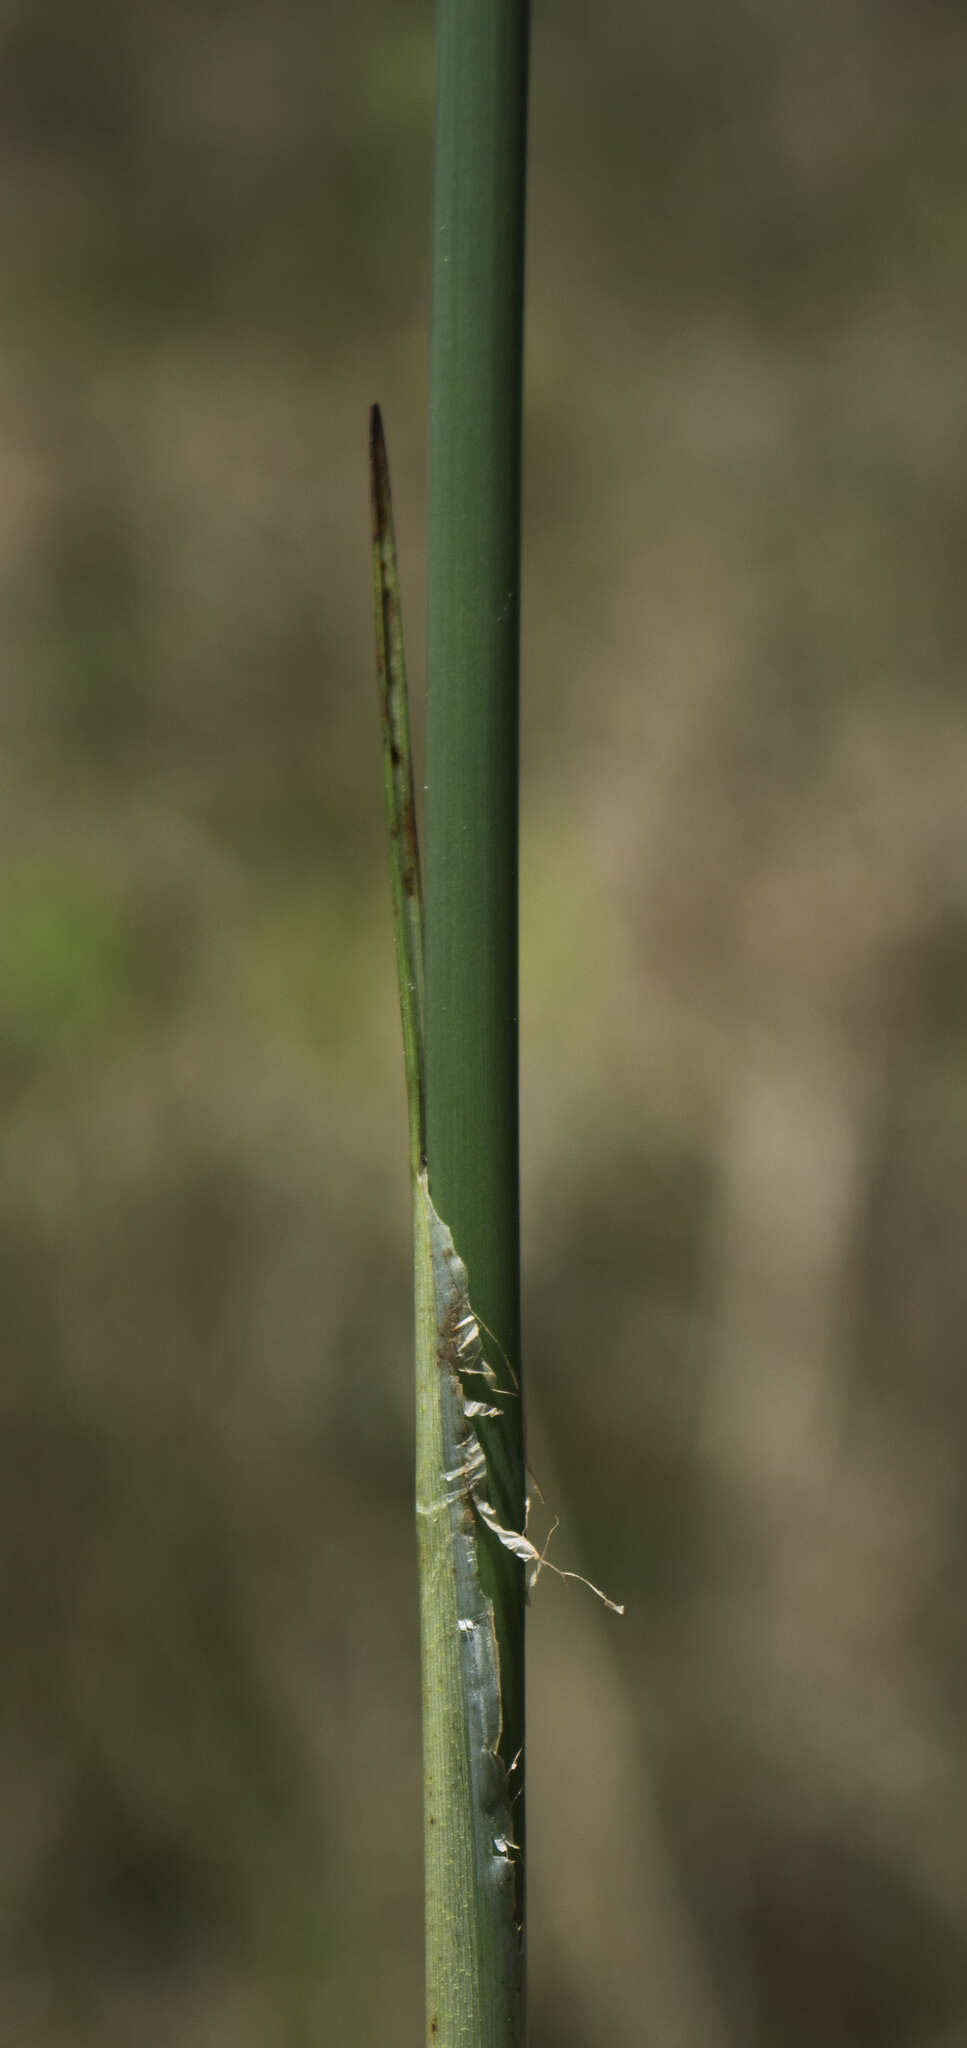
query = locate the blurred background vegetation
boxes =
[2,1,967,2042]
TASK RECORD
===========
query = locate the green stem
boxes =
[370,400,526,2048]
[425,2,530,2042]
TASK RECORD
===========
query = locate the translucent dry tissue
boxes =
[417,1171,624,1601]
[414,1165,623,2032]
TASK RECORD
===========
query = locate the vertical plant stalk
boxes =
[372,403,620,2037]
[371,4,530,2037]
[371,408,525,2047]
[426,5,530,2037]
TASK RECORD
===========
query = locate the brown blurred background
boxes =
[3,2,967,2042]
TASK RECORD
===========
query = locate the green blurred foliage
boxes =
[2,1,967,2042]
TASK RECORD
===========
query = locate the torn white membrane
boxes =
[415,1172,622,2029]
[421,1172,625,1612]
